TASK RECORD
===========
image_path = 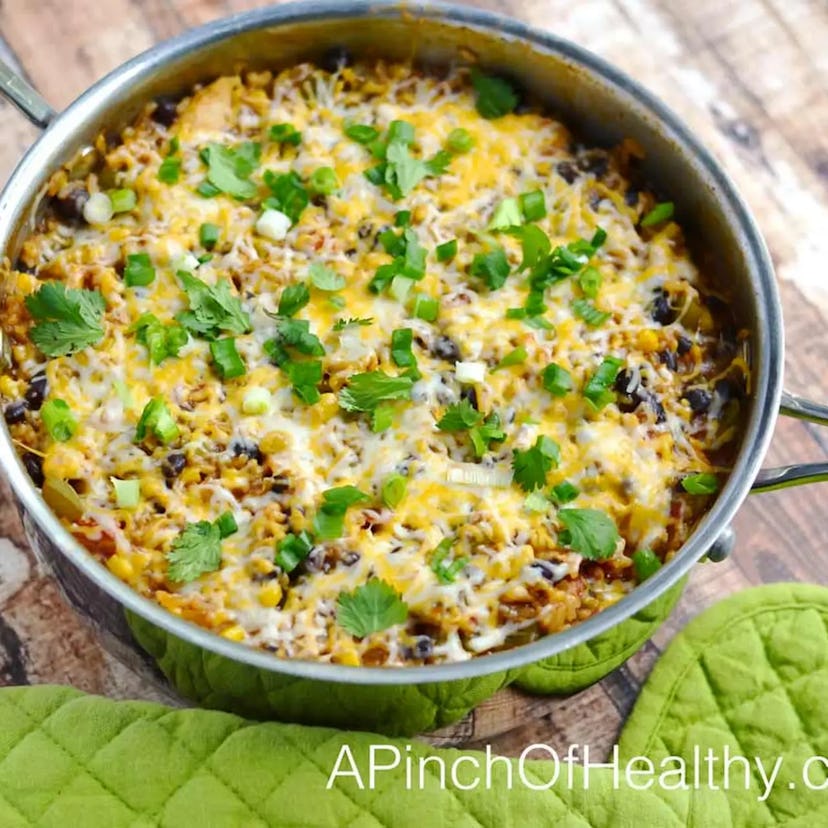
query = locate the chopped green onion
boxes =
[123,253,155,287]
[591,227,607,249]
[494,346,527,371]
[210,337,246,380]
[394,210,411,227]
[471,69,519,119]
[632,548,662,581]
[446,127,474,153]
[41,399,77,442]
[390,328,417,368]
[215,511,238,539]
[135,397,178,444]
[578,266,602,299]
[113,380,134,410]
[542,363,573,397]
[110,477,140,509]
[199,222,220,249]
[268,123,302,145]
[524,490,551,513]
[381,474,407,509]
[276,531,314,573]
[344,123,379,144]
[583,356,624,411]
[488,197,522,230]
[436,239,458,262]
[389,275,414,304]
[109,189,137,213]
[371,405,395,433]
[681,473,719,495]
[157,157,181,184]
[519,189,546,221]
[309,166,339,195]
[413,294,439,322]
[572,298,610,327]
[430,537,468,584]
[470,246,510,290]
[242,386,271,415]
[550,480,579,504]
[641,202,674,227]
[278,282,310,317]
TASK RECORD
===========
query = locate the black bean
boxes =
[4,401,26,425]
[24,374,48,411]
[577,150,610,178]
[676,335,692,355]
[231,439,263,464]
[648,394,667,423]
[405,636,434,660]
[151,97,179,127]
[22,453,44,487]
[624,187,639,207]
[14,260,36,275]
[658,350,677,371]
[429,335,461,363]
[162,452,186,478]
[319,46,352,73]
[53,188,89,222]
[271,476,290,494]
[651,291,676,325]
[530,560,566,581]
[357,223,373,239]
[614,369,640,395]
[341,551,360,567]
[460,386,479,410]
[684,388,712,413]
[714,378,741,402]
[617,392,643,414]
[556,161,579,184]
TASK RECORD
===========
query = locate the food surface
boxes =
[0,59,747,666]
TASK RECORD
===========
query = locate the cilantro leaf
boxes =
[470,246,510,290]
[25,282,105,357]
[199,142,260,200]
[333,317,373,331]
[166,520,222,582]
[129,313,188,364]
[512,435,561,491]
[263,170,308,224]
[509,224,551,272]
[681,473,719,495]
[437,403,504,458]
[471,69,519,119]
[278,283,310,317]
[338,371,414,413]
[469,412,506,458]
[309,262,346,292]
[437,400,481,431]
[176,273,252,339]
[337,579,408,637]
[264,318,325,362]
[558,508,619,560]
[284,358,322,404]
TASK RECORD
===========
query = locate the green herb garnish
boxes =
[558,508,619,560]
[332,317,373,331]
[158,156,181,184]
[512,435,560,492]
[338,370,414,413]
[25,282,105,357]
[41,399,76,442]
[210,337,246,380]
[313,486,370,540]
[199,222,220,249]
[641,202,674,227]
[166,518,231,583]
[488,197,522,230]
[284,359,323,404]
[578,266,602,299]
[309,166,339,195]
[309,262,345,292]
[276,530,314,573]
[583,356,624,411]
[542,363,573,397]
[470,246,510,290]
[263,170,308,225]
[123,253,156,287]
[632,548,662,581]
[437,401,505,458]
[471,69,519,119]
[412,294,439,322]
[519,189,546,221]
[176,273,252,338]
[381,474,407,509]
[494,346,527,371]
[572,298,611,327]
[550,480,579,504]
[198,142,260,199]
[268,123,302,146]
[129,313,188,364]
[446,127,474,153]
[681,473,719,495]
[337,579,408,637]
[430,537,468,584]
[436,239,458,262]
[278,283,311,318]
[344,124,379,144]
[135,397,178,445]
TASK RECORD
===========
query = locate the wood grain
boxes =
[1,0,827,756]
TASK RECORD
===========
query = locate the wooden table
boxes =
[1,0,827,757]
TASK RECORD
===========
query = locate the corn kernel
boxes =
[258,582,283,608]
[251,557,275,575]
[261,431,289,454]
[107,553,134,581]
[311,393,339,426]
[220,624,246,642]
[637,329,659,353]
[335,649,361,667]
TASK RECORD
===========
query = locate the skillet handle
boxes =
[751,390,828,492]
[0,59,55,128]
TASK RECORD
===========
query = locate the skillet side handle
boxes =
[0,59,55,129]
[752,390,828,492]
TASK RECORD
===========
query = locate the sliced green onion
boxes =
[113,380,134,410]
[524,490,550,513]
[276,530,314,573]
[381,474,407,509]
[268,123,302,145]
[389,275,414,304]
[210,337,246,380]
[82,192,114,225]
[681,473,719,495]
[455,361,486,384]
[550,480,579,504]
[632,548,662,581]
[309,166,339,195]
[446,127,474,154]
[641,202,674,227]
[519,189,546,222]
[135,397,178,444]
[109,189,137,213]
[488,197,522,230]
[371,405,394,433]
[158,156,181,184]
[344,123,379,144]
[436,239,458,262]
[572,298,610,327]
[493,346,527,371]
[110,477,140,509]
[124,253,155,287]
[578,266,602,299]
[242,386,271,415]
[41,399,77,442]
[394,210,411,227]
[583,356,624,411]
[199,222,220,249]
[542,363,573,397]
[413,294,439,322]
[216,511,238,538]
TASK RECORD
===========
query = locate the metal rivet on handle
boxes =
[706,525,735,562]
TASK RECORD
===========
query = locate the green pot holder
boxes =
[0,582,825,825]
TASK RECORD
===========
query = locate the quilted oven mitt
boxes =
[2,583,827,826]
